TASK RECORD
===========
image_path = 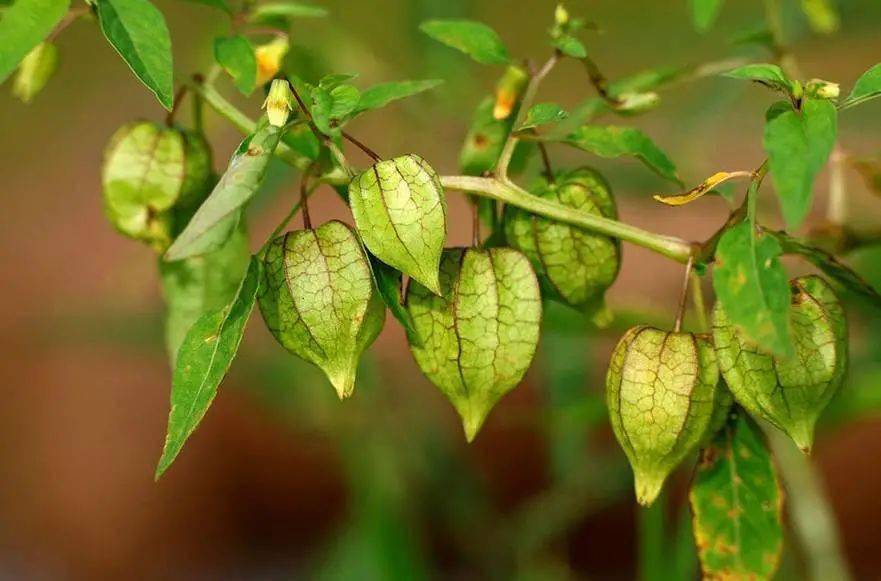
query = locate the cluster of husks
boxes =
[101,120,850,474]
[102,121,213,252]
[607,275,847,505]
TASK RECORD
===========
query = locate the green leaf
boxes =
[348,154,447,293]
[406,248,541,441]
[723,63,793,94]
[690,410,783,580]
[311,83,360,136]
[801,0,839,34]
[712,221,791,355]
[767,230,881,307]
[516,103,568,132]
[160,221,251,365]
[257,221,385,398]
[0,0,68,84]
[690,0,725,32]
[165,117,281,260]
[214,35,256,96]
[843,63,881,109]
[96,0,174,110]
[182,0,231,13]
[550,33,586,58]
[419,19,510,66]
[354,79,443,115]
[249,1,328,23]
[563,125,681,184]
[155,256,262,479]
[12,41,58,103]
[764,98,837,229]
[370,257,422,346]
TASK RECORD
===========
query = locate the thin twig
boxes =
[165,85,190,127]
[341,130,381,162]
[581,54,622,106]
[689,271,708,332]
[537,139,555,183]
[674,254,694,332]
[827,144,846,225]
[496,52,559,181]
[300,171,313,230]
[48,5,90,42]
[471,201,481,247]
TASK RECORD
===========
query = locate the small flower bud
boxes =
[806,78,840,100]
[262,79,294,127]
[555,3,570,27]
[615,91,661,114]
[493,65,528,120]
[13,42,58,103]
[255,37,289,85]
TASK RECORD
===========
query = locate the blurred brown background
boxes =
[2,0,881,579]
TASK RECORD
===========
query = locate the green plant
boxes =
[4,0,881,577]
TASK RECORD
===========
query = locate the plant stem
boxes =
[689,271,708,331]
[496,53,559,181]
[192,76,697,264]
[674,255,694,332]
[188,78,313,171]
[442,175,694,263]
[767,430,852,581]
[342,130,381,162]
[165,85,189,127]
[638,494,666,581]
[827,144,846,225]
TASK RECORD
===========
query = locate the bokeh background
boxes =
[2,0,881,578]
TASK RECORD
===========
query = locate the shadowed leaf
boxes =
[563,125,681,185]
[166,117,281,260]
[214,35,257,95]
[690,410,783,580]
[96,0,174,110]
[155,257,262,479]
[420,19,510,65]
[764,98,837,229]
[0,0,68,84]
[712,221,792,355]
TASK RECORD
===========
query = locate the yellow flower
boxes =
[262,79,294,127]
[255,37,289,86]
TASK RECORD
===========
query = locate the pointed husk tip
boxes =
[634,471,666,506]
[786,420,816,455]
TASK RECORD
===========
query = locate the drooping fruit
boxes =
[606,327,719,505]
[102,121,212,251]
[258,220,386,398]
[348,154,447,294]
[405,247,542,441]
[504,168,620,317]
[712,275,847,452]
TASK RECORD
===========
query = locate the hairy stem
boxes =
[442,175,694,263]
